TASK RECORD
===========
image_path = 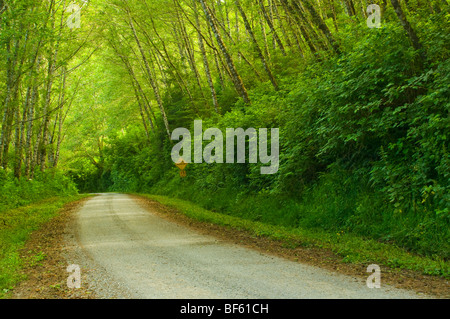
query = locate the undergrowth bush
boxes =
[0,170,78,214]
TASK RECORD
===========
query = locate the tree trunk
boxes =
[51,66,67,168]
[279,0,317,55]
[0,38,19,169]
[328,0,339,31]
[0,0,6,14]
[39,54,55,171]
[133,14,195,104]
[235,0,279,91]
[24,57,40,178]
[259,0,286,56]
[126,7,171,139]
[207,21,225,88]
[175,1,207,108]
[344,0,357,16]
[39,1,63,171]
[390,0,424,58]
[301,0,341,54]
[272,0,293,49]
[199,0,250,104]
[13,94,24,178]
[193,0,220,113]
[131,77,151,141]
[23,87,35,178]
[112,37,157,134]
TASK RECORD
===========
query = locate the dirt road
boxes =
[68,193,426,299]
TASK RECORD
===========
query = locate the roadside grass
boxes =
[140,194,449,279]
[0,194,90,298]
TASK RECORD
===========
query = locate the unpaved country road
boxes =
[68,193,426,299]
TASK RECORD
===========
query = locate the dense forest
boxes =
[0,0,449,266]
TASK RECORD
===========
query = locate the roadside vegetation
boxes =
[0,171,83,297]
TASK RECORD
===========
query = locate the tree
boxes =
[123,3,171,139]
[192,0,220,113]
[235,0,279,90]
[390,0,425,63]
[198,0,250,104]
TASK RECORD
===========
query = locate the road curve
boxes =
[72,193,424,299]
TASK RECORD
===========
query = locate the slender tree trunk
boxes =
[131,77,151,141]
[268,0,277,50]
[39,1,63,171]
[24,55,41,178]
[234,5,240,44]
[51,66,66,168]
[172,23,187,66]
[390,0,424,59]
[0,0,5,14]
[13,93,24,178]
[344,0,357,16]
[23,87,34,178]
[126,7,171,139]
[52,114,64,168]
[134,72,157,131]
[301,0,341,54]
[207,21,225,88]
[0,62,12,168]
[30,121,41,178]
[175,1,207,107]
[0,38,19,169]
[151,50,170,97]
[112,36,157,133]
[193,0,220,113]
[260,7,270,59]
[199,0,250,104]
[279,0,316,55]
[272,0,293,49]
[134,15,195,104]
[259,0,286,56]
[235,0,279,91]
[39,53,55,171]
[329,0,339,31]
[206,3,264,80]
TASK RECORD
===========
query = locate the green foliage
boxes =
[0,194,89,297]
[0,170,78,214]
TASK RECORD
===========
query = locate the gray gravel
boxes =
[63,193,428,299]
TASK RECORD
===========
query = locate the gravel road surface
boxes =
[68,193,425,299]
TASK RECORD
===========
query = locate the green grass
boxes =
[0,194,90,298]
[140,194,450,278]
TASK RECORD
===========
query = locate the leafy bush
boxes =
[0,170,78,214]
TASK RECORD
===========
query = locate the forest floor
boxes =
[7,193,449,299]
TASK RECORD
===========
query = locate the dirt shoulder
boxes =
[8,197,96,299]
